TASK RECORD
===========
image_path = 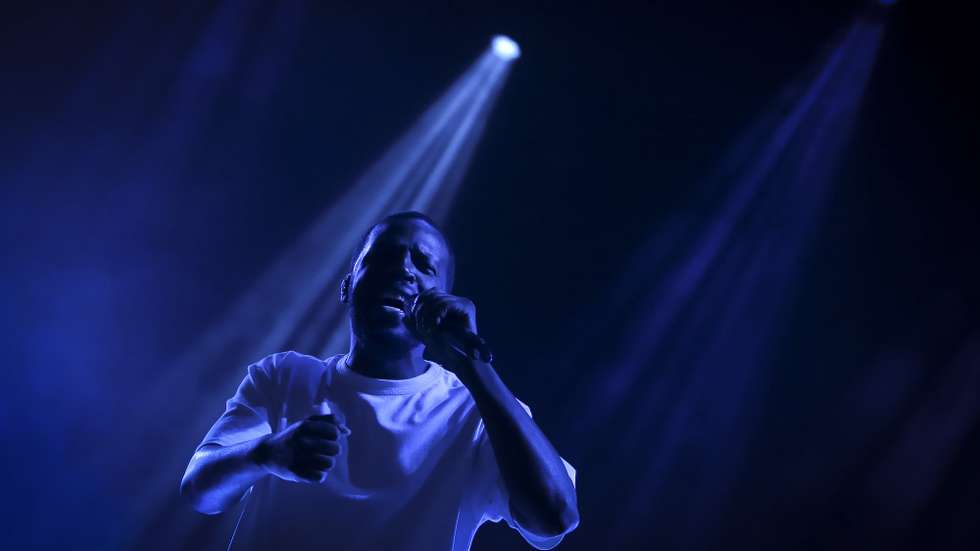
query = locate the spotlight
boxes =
[492,35,521,60]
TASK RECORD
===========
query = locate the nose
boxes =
[396,250,416,283]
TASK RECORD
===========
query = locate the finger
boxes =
[298,437,341,456]
[308,413,341,424]
[424,305,451,337]
[435,304,451,328]
[309,414,352,435]
[309,454,336,470]
[300,421,341,440]
[296,455,335,472]
[293,467,326,483]
[417,292,444,320]
[317,414,350,435]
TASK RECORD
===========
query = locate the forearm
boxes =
[180,436,271,515]
[456,359,579,538]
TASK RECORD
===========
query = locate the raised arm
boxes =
[455,358,580,540]
[412,289,580,541]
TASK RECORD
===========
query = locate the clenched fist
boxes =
[411,288,478,340]
[411,287,493,369]
[253,413,350,483]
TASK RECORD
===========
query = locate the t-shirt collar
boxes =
[333,353,442,395]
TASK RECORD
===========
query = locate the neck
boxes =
[346,336,429,380]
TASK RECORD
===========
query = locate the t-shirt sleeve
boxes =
[197,353,285,449]
[474,398,578,550]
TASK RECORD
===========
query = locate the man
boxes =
[180,212,579,550]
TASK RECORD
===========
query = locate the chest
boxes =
[275,386,482,488]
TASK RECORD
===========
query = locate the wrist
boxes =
[454,358,493,390]
[248,434,274,472]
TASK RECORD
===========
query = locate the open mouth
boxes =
[378,295,407,314]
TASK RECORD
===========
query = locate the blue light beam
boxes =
[119,37,518,549]
[547,17,885,548]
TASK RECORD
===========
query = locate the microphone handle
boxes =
[450,329,494,364]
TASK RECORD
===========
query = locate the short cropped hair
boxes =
[350,211,455,291]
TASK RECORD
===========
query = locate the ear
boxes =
[339,274,352,304]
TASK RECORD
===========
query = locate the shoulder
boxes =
[437,364,466,392]
[439,364,534,419]
[247,350,334,390]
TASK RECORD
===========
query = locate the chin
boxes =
[353,319,418,351]
[365,331,419,354]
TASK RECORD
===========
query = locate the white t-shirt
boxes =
[198,351,577,551]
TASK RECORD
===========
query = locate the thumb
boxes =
[313,400,351,436]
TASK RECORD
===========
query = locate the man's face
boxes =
[346,219,451,347]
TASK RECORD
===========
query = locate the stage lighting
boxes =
[492,35,521,60]
[120,30,521,549]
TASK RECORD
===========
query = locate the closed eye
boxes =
[413,250,437,275]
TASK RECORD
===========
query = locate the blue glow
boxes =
[100,39,517,548]
[562,18,887,547]
[492,35,521,60]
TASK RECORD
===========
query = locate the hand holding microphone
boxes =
[407,288,493,365]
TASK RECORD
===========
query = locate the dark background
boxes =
[2,1,977,549]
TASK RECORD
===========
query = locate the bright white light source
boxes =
[492,35,520,60]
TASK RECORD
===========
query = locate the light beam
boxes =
[548,16,886,549]
[120,35,519,549]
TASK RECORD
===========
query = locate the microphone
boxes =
[407,294,494,364]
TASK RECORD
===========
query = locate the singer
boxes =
[180,211,579,551]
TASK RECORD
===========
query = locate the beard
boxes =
[349,304,419,353]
